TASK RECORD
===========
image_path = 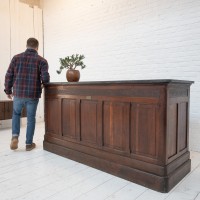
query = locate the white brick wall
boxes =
[42,0,200,151]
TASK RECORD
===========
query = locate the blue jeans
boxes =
[12,97,39,145]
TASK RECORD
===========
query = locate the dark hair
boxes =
[26,38,39,49]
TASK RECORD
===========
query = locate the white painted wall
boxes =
[0,0,44,128]
[0,1,10,101]
[42,0,200,151]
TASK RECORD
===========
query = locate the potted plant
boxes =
[56,54,86,82]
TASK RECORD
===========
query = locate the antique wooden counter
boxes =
[43,80,193,192]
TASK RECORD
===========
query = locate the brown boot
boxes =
[26,143,36,151]
[10,136,19,150]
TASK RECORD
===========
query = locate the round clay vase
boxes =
[66,69,80,82]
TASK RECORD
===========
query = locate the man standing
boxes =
[4,38,50,151]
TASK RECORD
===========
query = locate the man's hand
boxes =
[7,94,13,100]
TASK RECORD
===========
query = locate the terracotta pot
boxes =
[66,69,80,82]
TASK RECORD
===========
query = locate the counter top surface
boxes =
[45,79,194,86]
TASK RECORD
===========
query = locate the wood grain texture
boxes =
[0,100,26,120]
[44,80,193,192]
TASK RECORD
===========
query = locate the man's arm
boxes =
[4,57,15,99]
[40,59,50,84]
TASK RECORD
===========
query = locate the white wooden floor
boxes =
[0,122,200,200]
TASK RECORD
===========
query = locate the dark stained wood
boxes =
[80,100,98,144]
[4,101,13,119]
[45,99,61,135]
[62,99,76,139]
[0,100,26,120]
[103,101,130,152]
[43,79,193,193]
[21,107,27,117]
[168,103,178,158]
[0,102,4,120]
[132,103,157,157]
[178,102,187,152]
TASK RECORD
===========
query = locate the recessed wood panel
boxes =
[0,101,26,120]
[46,99,60,135]
[4,101,13,120]
[131,104,157,157]
[80,100,98,144]
[103,102,130,152]
[0,102,4,120]
[62,99,76,139]
[21,107,27,117]
[178,102,187,152]
[168,104,178,158]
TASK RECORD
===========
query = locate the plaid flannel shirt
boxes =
[4,48,50,98]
